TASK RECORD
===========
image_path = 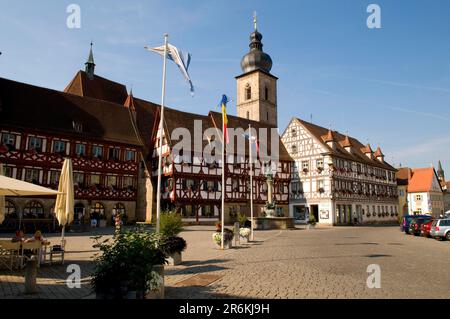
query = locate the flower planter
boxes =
[167,252,182,266]
[145,264,164,299]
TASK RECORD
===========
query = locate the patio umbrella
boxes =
[54,158,74,247]
[0,173,59,229]
[0,163,4,224]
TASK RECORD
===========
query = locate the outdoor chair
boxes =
[0,241,22,271]
[21,241,42,269]
[50,244,65,265]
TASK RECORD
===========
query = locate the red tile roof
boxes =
[373,146,384,158]
[0,77,142,146]
[407,168,439,193]
[64,71,128,105]
[396,167,411,186]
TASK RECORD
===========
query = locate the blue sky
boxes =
[1,0,450,174]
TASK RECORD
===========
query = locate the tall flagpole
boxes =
[249,124,254,241]
[156,33,169,234]
[221,109,225,249]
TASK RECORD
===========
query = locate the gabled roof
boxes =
[341,135,352,148]
[293,118,394,170]
[407,168,442,193]
[373,146,384,158]
[124,92,136,112]
[0,77,142,146]
[64,71,128,105]
[323,129,335,143]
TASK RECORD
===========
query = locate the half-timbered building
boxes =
[281,118,398,225]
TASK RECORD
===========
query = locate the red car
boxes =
[421,219,434,238]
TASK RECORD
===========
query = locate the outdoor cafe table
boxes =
[0,239,51,269]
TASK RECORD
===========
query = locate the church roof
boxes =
[64,70,128,105]
[0,77,142,146]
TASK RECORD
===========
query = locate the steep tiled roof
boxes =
[64,71,128,105]
[396,167,411,186]
[407,168,440,193]
[294,118,394,170]
[341,135,352,148]
[0,77,142,146]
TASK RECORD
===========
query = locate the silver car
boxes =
[430,219,450,240]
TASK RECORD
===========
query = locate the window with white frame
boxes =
[415,194,422,201]
[28,136,42,152]
[74,172,84,186]
[25,168,40,183]
[75,143,86,156]
[92,145,103,158]
[53,140,66,153]
[1,133,16,148]
[316,158,324,169]
[49,170,60,185]
[125,150,136,161]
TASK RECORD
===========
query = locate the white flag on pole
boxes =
[145,43,194,95]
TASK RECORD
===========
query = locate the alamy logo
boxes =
[66,264,81,289]
[366,264,381,289]
[367,4,381,29]
[66,4,81,29]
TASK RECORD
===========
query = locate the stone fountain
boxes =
[254,170,295,230]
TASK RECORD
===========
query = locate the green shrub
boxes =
[160,210,183,237]
[91,231,166,298]
[308,213,316,224]
[160,236,187,255]
[237,213,248,226]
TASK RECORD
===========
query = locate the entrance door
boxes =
[310,205,319,223]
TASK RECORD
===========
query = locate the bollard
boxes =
[234,222,240,246]
[24,256,38,294]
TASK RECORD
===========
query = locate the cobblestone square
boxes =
[1,226,449,299]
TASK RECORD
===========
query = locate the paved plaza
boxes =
[1,225,450,299]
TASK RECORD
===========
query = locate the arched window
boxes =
[90,202,105,219]
[113,203,126,217]
[245,84,251,100]
[23,201,44,218]
[5,200,17,218]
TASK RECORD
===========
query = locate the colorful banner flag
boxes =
[146,43,194,95]
[221,95,230,144]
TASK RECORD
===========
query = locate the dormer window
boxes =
[245,84,251,100]
[72,121,83,133]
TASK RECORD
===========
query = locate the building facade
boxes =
[0,21,292,228]
[0,69,142,230]
[281,118,399,225]
[406,168,444,217]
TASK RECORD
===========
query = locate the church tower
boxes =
[236,13,278,127]
[85,42,96,79]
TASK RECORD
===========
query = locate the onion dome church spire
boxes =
[240,12,273,74]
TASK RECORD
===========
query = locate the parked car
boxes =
[420,219,434,238]
[430,219,450,240]
[401,215,432,234]
[408,217,433,236]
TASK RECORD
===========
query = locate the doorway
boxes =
[310,205,319,223]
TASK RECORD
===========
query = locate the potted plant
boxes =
[307,213,316,229]
[159,210,185,265]
[212,226,234,249]
[239,227,251,242]
[91,231,167,299]
[160,236,187,266]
